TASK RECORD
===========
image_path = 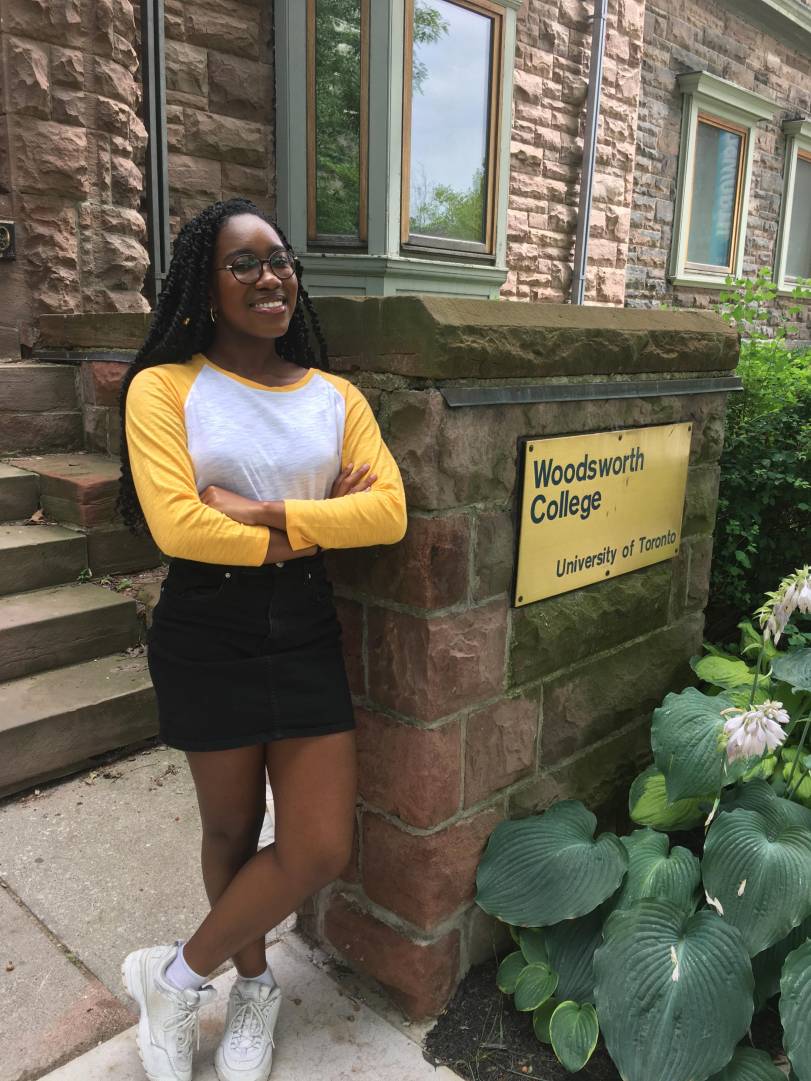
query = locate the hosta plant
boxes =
[477,567,811,1080]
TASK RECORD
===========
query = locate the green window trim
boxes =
[275,0,519,298]
[775,119,811,293]
[670,71,777,290]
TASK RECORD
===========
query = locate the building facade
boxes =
[1,0,810,352]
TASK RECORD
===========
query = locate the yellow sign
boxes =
[514,423,692,606]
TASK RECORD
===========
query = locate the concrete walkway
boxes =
[0,742,459,1081]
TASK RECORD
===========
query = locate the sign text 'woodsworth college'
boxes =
[514,423,692,606]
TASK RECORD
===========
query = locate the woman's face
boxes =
[209,214,299,342]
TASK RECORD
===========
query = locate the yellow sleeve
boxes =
[284,381,407,551]
[125,365,270,566]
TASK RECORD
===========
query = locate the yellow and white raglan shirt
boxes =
[125,354,407,565]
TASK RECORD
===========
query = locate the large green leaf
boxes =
[514,962,558,1012]
[496,950,526,994]
[519,927,548,964]
[476,801,628,926]
[593,900,754,1081]
[549,1001,599,1073]
[752,915,811,1007]
[532,998,558,1043]
[543,904,608,1004]
[613,829,700,914]
[780,939,811,1081]
[720,779,811,829]
[651,688,748,801]
[702,800,811,955]
[772,648,811,693]
[693,654,767,692]
[628,766,709,831]
[707,1046,786,1081]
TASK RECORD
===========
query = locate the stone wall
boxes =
[626,0,811,332]
[163,0,275,229]
[503,0,646,306]
[0,0,150,351]
[37,298,736,1018]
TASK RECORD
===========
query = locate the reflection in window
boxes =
[686,118,744,270]
[786,153,811,281]
[311,0,366,239]
[407,0,494,246]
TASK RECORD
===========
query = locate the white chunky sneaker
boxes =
[122,941,217,1081]
[214,978,282,1081]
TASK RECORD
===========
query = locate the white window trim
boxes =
[775,118,811,294]
[670,71,777,289]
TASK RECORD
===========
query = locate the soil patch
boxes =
[424,958,787,1081]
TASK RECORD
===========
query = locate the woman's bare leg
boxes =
[186,744,268,978]
[182,730,357,977]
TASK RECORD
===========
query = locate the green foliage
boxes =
[410,166,485,243]
[476,800,627,926]
[628,766,709,831]
[780,939,811,1081]
[479,570,811,1077]
[549,1002,600,1073]
[594,901,754,1081]
[709,269,811,621]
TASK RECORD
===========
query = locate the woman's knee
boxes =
[201,807,265,851]
[277,830,354,888]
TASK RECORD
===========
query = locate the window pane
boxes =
[314,0,362,237]
[686,120,743,268]
[786,155,811,281]
[409,0,491,244]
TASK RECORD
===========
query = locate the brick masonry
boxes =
[626,0,811,334]
[41,300,736,1018]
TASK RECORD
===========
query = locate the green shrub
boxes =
[707,271,811,629]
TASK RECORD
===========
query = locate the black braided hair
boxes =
[115,198,330,536]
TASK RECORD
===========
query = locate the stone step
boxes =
[9,452,122,527]
[0,522,88,596]
[85,522,162,576]
[0,652,157,798]
[0,412,84,455]
[0,362,79,412]
[0,462,39,522]
[0,582,141,682]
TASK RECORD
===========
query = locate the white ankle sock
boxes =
[165,943,207,992]
[237,965,275,988]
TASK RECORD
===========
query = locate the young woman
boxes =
[116,197,407,1081]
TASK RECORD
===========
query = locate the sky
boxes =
[410,0,492,197]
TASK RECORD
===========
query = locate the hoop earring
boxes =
[209,306,217,324]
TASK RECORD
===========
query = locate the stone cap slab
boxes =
[36,298,738,380]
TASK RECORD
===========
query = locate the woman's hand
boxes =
[330,462,377,498]
[200,485,266,526]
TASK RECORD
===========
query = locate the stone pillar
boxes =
[302,296,735,1019]
[0,0,149,350]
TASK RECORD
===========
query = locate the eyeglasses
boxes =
[216,249,297,284]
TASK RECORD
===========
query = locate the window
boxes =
[775,119,811,290]
[401,0,502,255]
[671,72,776,288]
[307,0,370,244]
[275,0,519,298]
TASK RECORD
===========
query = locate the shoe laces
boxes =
[163,998,201,1061]
[228,993,276,1058]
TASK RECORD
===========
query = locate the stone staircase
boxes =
[0,361,162,798]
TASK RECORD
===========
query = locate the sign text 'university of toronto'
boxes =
[514,424,692,606]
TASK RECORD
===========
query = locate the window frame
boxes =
[400,0,503,258]
[306,0,371,248]
[775,119,811,292]
[670,71,776,289]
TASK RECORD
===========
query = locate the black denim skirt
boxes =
[146,553,355,751]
